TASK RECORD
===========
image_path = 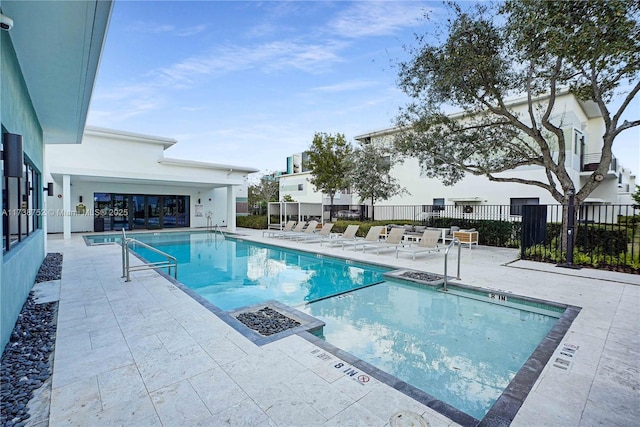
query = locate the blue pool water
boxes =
[87,231,562,420]
[91,232,387,310]
[301,281,561,420]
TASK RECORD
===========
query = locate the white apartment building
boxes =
[45,126,258,237]
[279,92,635,213]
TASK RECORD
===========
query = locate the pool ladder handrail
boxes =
[206,211,213,232]
[443,237,461,292]
[121,229,178,282]
[213,223,225,241]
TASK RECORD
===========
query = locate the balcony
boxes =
[580,153,617,178]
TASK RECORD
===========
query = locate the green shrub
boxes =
[236,215,267,229]
[523,243,639,274]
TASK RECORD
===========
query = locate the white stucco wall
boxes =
[278,93,630,208]
[44,127,256,234]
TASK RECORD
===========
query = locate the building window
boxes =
[573,130,581,155]
[297,184,303,191]
[432,198,445,211]
[3,157,42,252]
[510,197,539,216]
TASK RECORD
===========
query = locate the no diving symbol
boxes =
[358,374,370,384]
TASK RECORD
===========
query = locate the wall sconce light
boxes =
[44,182,54,195]
[0,13,13,31]
[79,195,83,203]
[198,198,201,204]
[2,133,23,177]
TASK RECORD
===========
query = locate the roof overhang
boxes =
[85,126,177,150]
[576,99,602,119]
[1,0,113,144]
[159,158,259,174]
[49,171,244,190]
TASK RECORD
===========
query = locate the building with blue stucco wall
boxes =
[0,0,112,351]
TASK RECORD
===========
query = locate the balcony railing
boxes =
[581,152,617,173]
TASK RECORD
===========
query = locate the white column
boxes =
[63,174,71,239]
[226,185,236,232]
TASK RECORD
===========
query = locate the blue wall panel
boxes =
[1,30,46,351]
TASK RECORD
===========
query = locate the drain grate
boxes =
[553,343,579,370]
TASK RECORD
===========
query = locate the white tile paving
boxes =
[43,230,639,426]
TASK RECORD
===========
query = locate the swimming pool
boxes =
[88,232,388,310]
[301,280,562,421]
[86,231,573,423]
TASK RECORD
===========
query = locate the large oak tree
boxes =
[394,0,639,206]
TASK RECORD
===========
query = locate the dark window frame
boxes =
[510,197,540,216]
[3,155,42,252]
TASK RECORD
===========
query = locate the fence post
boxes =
[558,191,581,270]
[566,192,575,266]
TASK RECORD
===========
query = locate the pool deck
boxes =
[33,229,639,426]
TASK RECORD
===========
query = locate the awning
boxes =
[448,197,484,203]
[583,198,609,204]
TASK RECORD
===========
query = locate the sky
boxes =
[87,0,640,179]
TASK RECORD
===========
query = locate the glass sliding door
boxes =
[163,196,177,227]
[132,195,145,229]
[177,196,189,227]
[147,195,161,229]
[113,194,129,231]
[92,192,189,231]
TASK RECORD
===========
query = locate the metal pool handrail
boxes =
[121,229,178,282]
[443,237,461,292]
[213,223,225,241]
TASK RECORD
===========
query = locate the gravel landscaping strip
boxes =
[35,253,63,283]
[0,253,62,427]
[236,307,301,336]
[400,271,443,282]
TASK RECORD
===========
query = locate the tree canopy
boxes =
[351,142,408,220]
[305,132,353,219]
[248,172,279,215]
[394,0,639,204]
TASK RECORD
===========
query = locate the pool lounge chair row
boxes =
[263,223,450,259]
[353,227,442,259]
[262,221,335,242]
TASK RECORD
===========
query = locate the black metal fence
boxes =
[521,203,639,273]
[325,204,523,223]
[323,203,639,273]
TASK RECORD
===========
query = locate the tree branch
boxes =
[612,80,640,126]
[485,174,563,202]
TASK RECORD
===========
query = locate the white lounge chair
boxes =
[361,227,405,254]
[342,226,385,250]
[271,221,305,238]
[263,220,296,237]
[396,229,441,260]
[321,225,360,247]
[298,222,334,243]
[282,220,318,240]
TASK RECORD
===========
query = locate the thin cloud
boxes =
[126,21,176,34]
[127,21,206,37]
[151,39,348,87]
[329,2,427,38]
[88,99,162,123]
[177,25,207,37]
[312,79,379,93]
